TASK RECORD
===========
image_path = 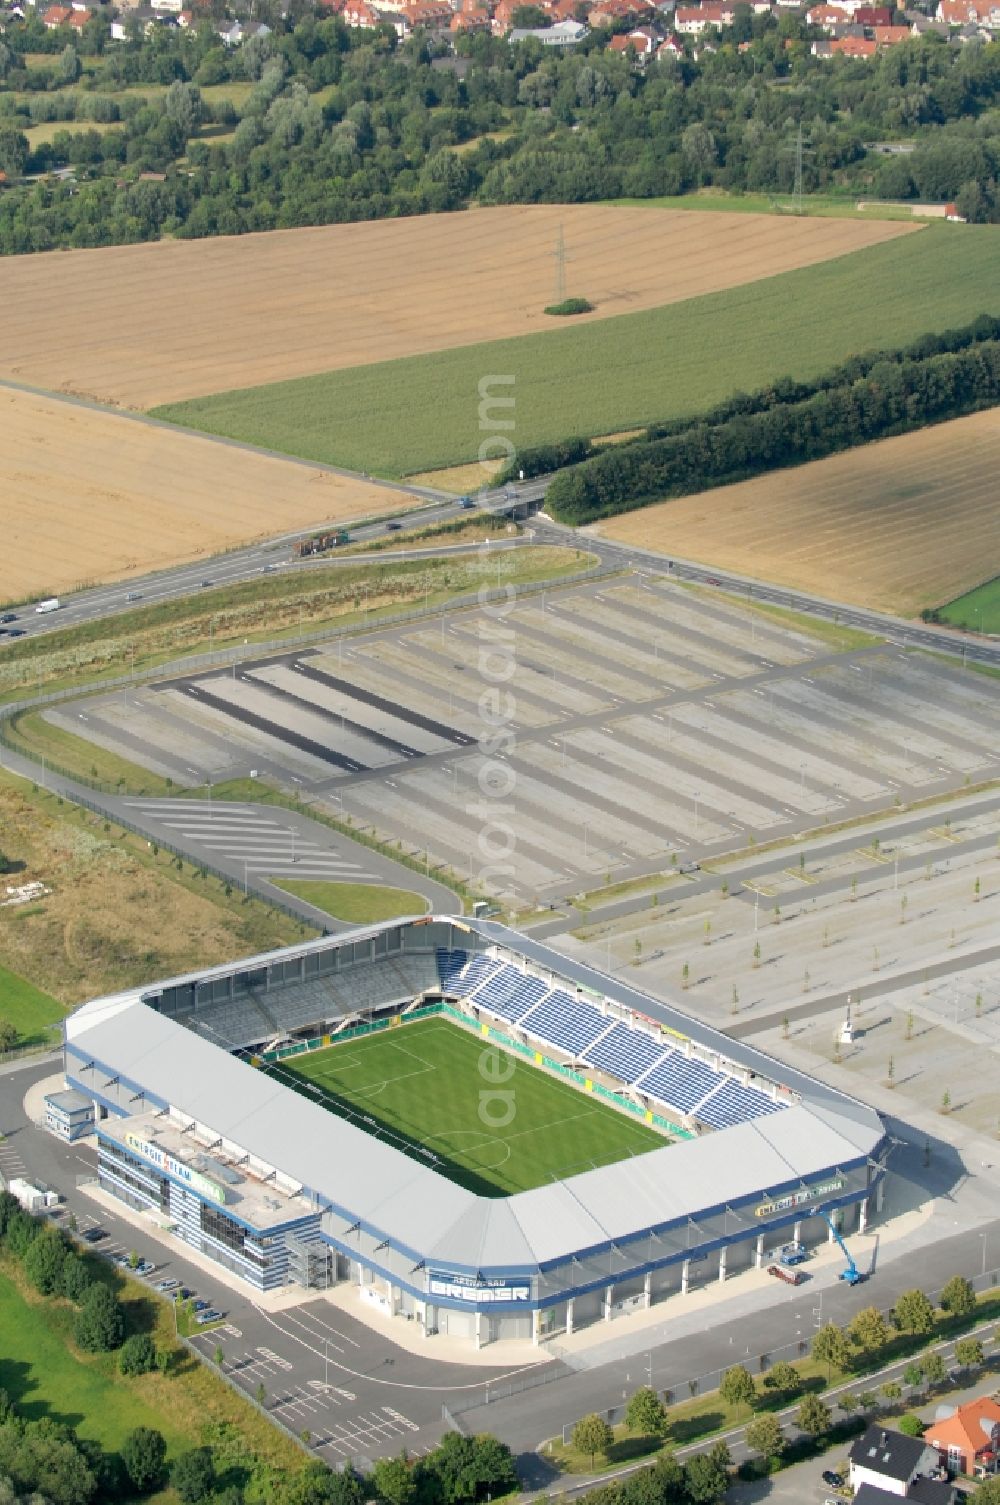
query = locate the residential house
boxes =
[450,7,491,28]
[508,16,590,38]
[218,16,270,39]
[66,7,92,26]
[608,23,659,58]
[400,0,452,29]
[872,23,912,39]
[853,1482,955,1505]
[674,1,732,28]
[40,4,72,25]
[925,1396,1000,1479]
[656,27,683,50]
[589,0,653,25]
[830,31,877,49]
[850,1427,941,1499]
[807,4,850,27]
[339,0,381,23]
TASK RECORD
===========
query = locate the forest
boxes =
[3,8,1000,251]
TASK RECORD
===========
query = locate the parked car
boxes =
[195,1309,223,1325]
[154,1278,179,1293]
[170,1287,194,1302]
[81,1227,106,1243]
[822,1472,842,1488]
[133,1260,155,1276]
[192,1299,212,1312]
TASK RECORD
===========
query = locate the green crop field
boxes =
[936,577,1000,634]
[151,225,1000,477]
[271,1017,665,1196]
[0,963,65,1046]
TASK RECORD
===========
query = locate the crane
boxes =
[822,1211,866,1285]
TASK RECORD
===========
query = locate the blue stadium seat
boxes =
[582,1022,667,1083]
[519,990,609,1056]
[696,1079,782,1130]
[471,964,545,1023]
[436,949,469,991]
[638,1051,726,1115]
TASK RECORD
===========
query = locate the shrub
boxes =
[170,1446,215,1503]
[74,1284,125,1353]
[121,1427,166,1493]
[119,1333,157,1376]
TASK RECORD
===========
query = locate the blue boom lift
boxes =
[822,1211,866,1285]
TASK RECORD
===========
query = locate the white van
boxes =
[35,598,60,614]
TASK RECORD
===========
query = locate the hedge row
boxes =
[546,338,1000,525]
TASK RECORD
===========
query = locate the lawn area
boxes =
[24,119,117,146]
[271,880,427,923]
[0,962,64,1046]
[150,225,1000,476]
[935,576,1000,633]
[272,1017,666,1196]
[0,1268,185,1458]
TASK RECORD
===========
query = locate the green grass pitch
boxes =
[150,225,1000,477]
[270,1018,666,1196]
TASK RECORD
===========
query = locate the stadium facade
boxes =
[62,917,888,1348]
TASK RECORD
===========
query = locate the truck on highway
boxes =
[34,598,60,614]
[295,531,349,558]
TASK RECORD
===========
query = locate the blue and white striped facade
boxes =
[94,1127,323,1293]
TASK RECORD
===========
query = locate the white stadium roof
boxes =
[65,917,885,1273]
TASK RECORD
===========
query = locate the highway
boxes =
[3,464,993,678]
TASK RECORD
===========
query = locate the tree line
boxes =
[6,11,1000,250]
[544,319,1000,524]
[563,1273,991,1502]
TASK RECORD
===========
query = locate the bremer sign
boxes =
[124,1131,226,1206]
[428,1270,530,1304]
[754,1178,844,1219]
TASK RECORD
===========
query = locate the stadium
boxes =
[60,916,888,1349]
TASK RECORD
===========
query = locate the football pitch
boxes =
[270,1018,666,1196]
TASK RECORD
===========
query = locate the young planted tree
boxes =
[812,1322,851,1380]
[624,1386,667,1436]
[762,1360,801,1398]
[719,1364,756,1417]
[797,1393,831,1437]
[893,1288,935,1336]
[572,1414,614,1469]
[940,1275,976,1317]
[849,1306,891,1356]
[744,1412,785,1462]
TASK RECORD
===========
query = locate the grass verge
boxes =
[270,879,428,924]
[935,576,1000,634]
[0,962,64,1046]
[702,587,883,651]
[0,546,593,705]
[148,226,1000,476]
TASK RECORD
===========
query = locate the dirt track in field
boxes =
[592,409,1000,616]
[0,207,916,409]
[1,388,414,601]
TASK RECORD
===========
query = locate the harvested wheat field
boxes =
[593,410,1000,616]
[1,388,414,601]
[0,207,916,409]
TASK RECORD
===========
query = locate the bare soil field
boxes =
[0,388,414,600]
[0,206,915,409]
[592,409,1000,616]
